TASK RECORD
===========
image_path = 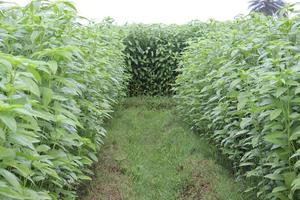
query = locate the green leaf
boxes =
[5,160,31,178]
[32,110,55,121]
[291,177,300,195]
[270,109,282,121]
[42,87,53,106]
[0,113,17,133]
[48,60,58,74]
[88,152,98,162]
[264,173,283,181]
[294,160,300,169]
[237,94,247,110]
[272,186,287,193]
[78,175,92,181]
[0,146,16,160]
[275,87,287,98]
[0,58,12,71]
[0,187,23,199]
[15,77,40,97]
[8,133,37,150]
[295,87,300,95]
[283,171,296,188]
[0,169,21,190]
[290,126,300,141]
[36,144,51,152]
[240,117,252,129]
[30,30,40,44]
[239,162,255,167]
[264,132,287,146]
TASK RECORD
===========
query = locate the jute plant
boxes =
[0,1,126,199]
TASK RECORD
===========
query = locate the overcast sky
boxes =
[8,0,299,24]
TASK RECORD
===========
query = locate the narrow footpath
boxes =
[81,97,245,200]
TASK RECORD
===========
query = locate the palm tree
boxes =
[249,0,286,16]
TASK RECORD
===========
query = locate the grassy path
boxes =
[81,97,245,200]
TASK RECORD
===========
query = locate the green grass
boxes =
[82,97,248,200]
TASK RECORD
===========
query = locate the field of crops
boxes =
[175,14,300,200]
[0,1,126,199]
[1,0,300,200]
[123,23,205,96]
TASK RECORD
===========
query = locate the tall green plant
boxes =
[123,23,205,96]
[0,1,126,199]
[175,14,300,199]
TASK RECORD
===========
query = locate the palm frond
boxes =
[249,0,287,16]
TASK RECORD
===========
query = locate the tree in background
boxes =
[249,0,286,16]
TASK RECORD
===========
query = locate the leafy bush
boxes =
[0,1,126,199]
[123,23,205,96]
[175,14,300,199]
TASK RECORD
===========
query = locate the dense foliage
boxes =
[174,14,300,199]
[0,1,126,199]
[123,23,205,96]
[2,0,300,200]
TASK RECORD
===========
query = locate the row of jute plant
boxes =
[0,1,127,199]
[123,23,206,96]
[174,13,300,200]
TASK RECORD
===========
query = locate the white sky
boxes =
[8,0,299,24]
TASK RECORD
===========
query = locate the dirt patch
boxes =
[179,177,217,200]
[178,160,218,200]
[78,142,132,200]
[88,183,122,200]
[180,183,202,200]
